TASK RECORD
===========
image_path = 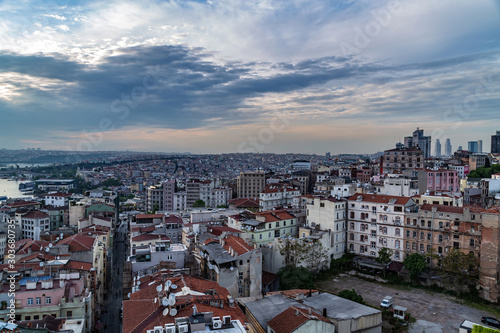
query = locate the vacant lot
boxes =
[317,273,495,333]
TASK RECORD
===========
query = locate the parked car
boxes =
[481,317,500,328]
[380,296,394,308]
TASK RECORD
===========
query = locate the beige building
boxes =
[237,170,266,199]
[383,146,423,173]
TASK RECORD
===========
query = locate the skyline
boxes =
[0,0,499,154]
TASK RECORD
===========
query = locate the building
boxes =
[404,127,432,158]
[210,187,232,207]
[186,180,212,207]
[35,179,76,192]
[383,146,423,173]
[228,210,298,247]
[445,138,452,156]
[417,169,460,194]
[267,305,336,333]
[259,186,301,211]
[468,141,480,153]
[122,274,248,333]
[470,154,489,171]
[237,170,266,199]
[306,197,347,260]
[491,130,500,153]
[375,177,419,197]
[435,139,441,157]
[200,235,262,298]
[43,192,71,207]
[347,193,417,262]
[17,211,50,241]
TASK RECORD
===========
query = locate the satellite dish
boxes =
[45,247,49,252]
[49,243,53,248]
[170,308,177,316]
[127,293,131,299]
[154,297,157,304]
[230,267,234,271]
[56,237,60,241]
[166,280,172,289]
[39,262,44,267]
[169,297,176,306]
[162,298,169,307]
[171,284,177,290]
[56,256,60,260]
[156,285,163,293]
[136,281,141,286]
[60,233,64,238]
[163,308,169,316]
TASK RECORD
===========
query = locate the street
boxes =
[100,221,127,332]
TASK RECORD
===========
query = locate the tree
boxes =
[193,199,206,208]
[440,248,479,294]
[277,266,314,290]
[376,247,393,277]
[338,289,364,304]
[304,240,329,274]
[278,237,307,268]
[102,177,122,187]
[403,253,427,283]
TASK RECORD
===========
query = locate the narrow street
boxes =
[100,221,127,332]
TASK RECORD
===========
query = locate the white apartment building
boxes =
[43,192,71,207]
[17,211,50,241]
[259,186,301,211]
[209,187,232,207]
[347,193,416,262]
[449,165,469,179]
[306,197,347,259]
[331,184,356,199]
[174,191,187,211]
[376,177,419,197]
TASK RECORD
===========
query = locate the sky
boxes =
[0,0,499,155]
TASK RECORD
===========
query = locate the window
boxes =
[428,221,431,228]
[350,212,355,219]
[412,231,417,238]
[383,227,387,235]
[419,244,424,252]
[35,298,41,305]
[350,222,354,230]
[27,298,33,305]
[395,240,400,249]
[25,316,31,320]
[438,235,443,242]
[350,233,354,241]
[427,233,431,241]
[406,241,410,250]
[420,232,424,239]
[470,239,475,247]
[371,230,376,237]
[406,230,410,237]
[394,251,400,260]
[371,241,376,249]
[395,228,400,236]
[67,311,72,318]
[438,246,442,254]
[45,297,51,305]
[439,222,443,228]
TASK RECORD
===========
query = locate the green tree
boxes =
[338,289,364,304]
[193,199,206,208]
[278,237,307,268]
[304,240,329,274]
[472,324,500,333]
[277,266,314,290]
[403,253,427,282]
[440,248,479,293]
[376,247,393,277]
[102,177,122,187]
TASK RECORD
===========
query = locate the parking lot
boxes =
[317,273,496,332]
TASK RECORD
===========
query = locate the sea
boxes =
[0,179,34,200]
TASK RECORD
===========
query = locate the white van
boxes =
[380,296,393,308]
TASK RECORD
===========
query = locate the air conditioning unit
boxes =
[164,324,175,333]
[154,327,164,333]
[213,320,222,329]
[147,330,155,333]
[223,315,231,324]
[178,324,189,333]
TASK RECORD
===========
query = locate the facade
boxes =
[228,210,298,247]
[200,235,262,298]
[43,192,71,207]
[383,146,423,173]
[35,179,76,192]
[404,205,483,262]
[347,193,417,262]
[468,141,481,153]
[306,197,347,260]
[210,187,232,207]
[237,170,266,199]
[449,164,469,179]
[376,177,419,197]
[186,179,212,207]
[17,211,50,241]
[259,186,301,211]
[417,169,460,193]
[470,154,488,171]
[173,191,187,211]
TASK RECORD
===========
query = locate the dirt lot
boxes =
[317,273,495,332]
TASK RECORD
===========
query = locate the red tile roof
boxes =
[65,260,93,271]
[222,235,253,256]
[262,271,278,285]
[123,275,247,333]
[6,200,40,208]
[22,211,49,219]
[420,204,484,214]
[348,193,411,205]
[267,306,333,333]
[208,226,241,236]
[229,198,260,208]
[58,234,96,252]
[253,210,295,222]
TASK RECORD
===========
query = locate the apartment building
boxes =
[306,197,347,260]
[259,186,300,211]
[383,146,423,173]
[347,193,417,262]
[210,187,232,207]
[237,170,266,199]
[417,169,460,193]
[16,211,50,241]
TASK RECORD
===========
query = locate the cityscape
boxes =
[1,1,500,333]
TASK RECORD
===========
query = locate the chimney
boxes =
[323,308,327,317]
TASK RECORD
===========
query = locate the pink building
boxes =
[417,169,460,193]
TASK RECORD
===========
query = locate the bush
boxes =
[338,289,364,304]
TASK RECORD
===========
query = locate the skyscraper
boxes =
[435,139,441,157]
[468,141,478,153]
[491,131,500,153]
[477,140,483,153]
[404,127,432,158]
[445,138,452,156]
